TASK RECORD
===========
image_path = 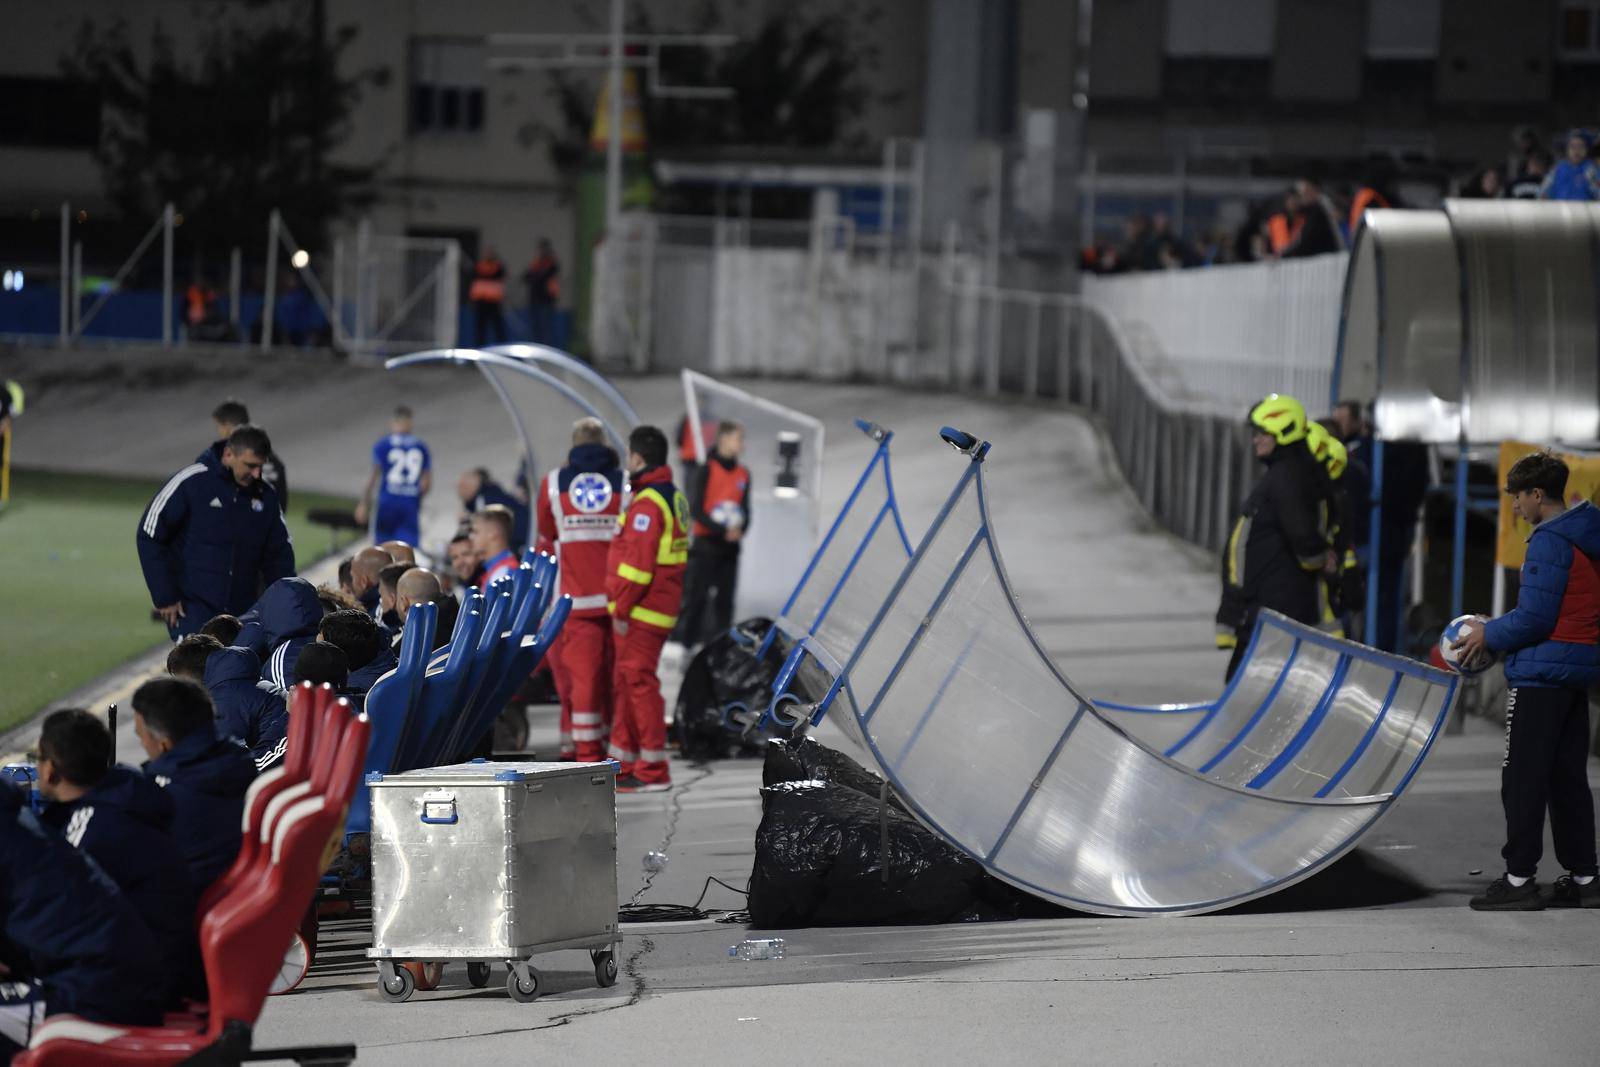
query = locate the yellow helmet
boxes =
[1248,393,1306,445]
[1323,436,1348,480]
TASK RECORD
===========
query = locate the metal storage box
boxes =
[366,760,619,1002]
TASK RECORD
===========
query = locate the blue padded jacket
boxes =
[143,727,256,896]
[237,577,324,689]
[1485,502,1600,688]
[203,646,290,772]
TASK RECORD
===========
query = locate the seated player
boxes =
[293,641,349,689]
[390,568,443,650]
[447,532,483,599]
[132,677,256,895]
[166,635,289,772]
[317,609,396,710]
[234,576,325,689]
[470,505,519,590]
[0,785,168,1059]
[377,562,413,630]
[35,709,202,1004]
[198,613,242,646]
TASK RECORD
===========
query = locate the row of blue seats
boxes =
[344,550,571,838]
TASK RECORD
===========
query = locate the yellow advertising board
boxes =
[1496,440,1600,567]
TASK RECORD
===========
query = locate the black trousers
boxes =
[1501,685,1598,879]
[473,300,506,346]
[675,548,738,647]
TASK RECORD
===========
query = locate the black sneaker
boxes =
[1469,875,1545,911]
[1547,874,1600,909]
[615,775,671,794]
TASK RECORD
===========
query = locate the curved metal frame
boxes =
[485,343,642,428]
[811,431,1458,917]
[385,348,631,483]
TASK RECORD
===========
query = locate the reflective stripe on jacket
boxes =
[606,465,688,632]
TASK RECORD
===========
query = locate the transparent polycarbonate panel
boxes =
[1172,624,1298,762]
[806,513,920,673]
[1201,642,1343,787]
[682,370,824,619]
[1093,706,1210,754]
[1336,674,1447,799]
[990,709,1383,914]
[1252,656,1398,799]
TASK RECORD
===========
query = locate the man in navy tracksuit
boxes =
[167,635,290,773]
[137,424,295,639]
[132,677,256,896]
[235,576,324,689]
[317,609,396,712]
[34,709,202,1004]
[1454,452,1600,910]
[0,784,168,1058]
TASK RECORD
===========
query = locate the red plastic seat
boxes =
[17,690,370,1066]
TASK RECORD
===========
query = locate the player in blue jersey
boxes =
[354,405,432,547]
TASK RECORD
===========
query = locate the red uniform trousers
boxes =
[552,615,613,762]
[609,624,670,784]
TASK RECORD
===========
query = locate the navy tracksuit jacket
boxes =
[236,577,324,690]
[203,646,290,772]
[0,785,168,1027]
[143,728,257,896]
[137,442,295,638]
[39,768,202,1004]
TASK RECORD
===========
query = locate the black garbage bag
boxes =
[674,617,809,760]
[748,779,995,927]
[762,736,908,815]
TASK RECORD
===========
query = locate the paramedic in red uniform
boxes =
[606,425,688,793]
[536,418,626,761]
[675,421,750,648]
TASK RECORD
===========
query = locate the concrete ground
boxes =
[5,345,1596,1064]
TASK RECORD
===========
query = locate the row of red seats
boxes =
[16,684,369,1067]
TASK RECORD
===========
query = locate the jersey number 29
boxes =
[386,447,425,490]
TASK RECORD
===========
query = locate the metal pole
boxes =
[261,210,280,352]
[985,144,1003,392]
[356,217,371,349]
[58,202,69,346]
[1491,563,1506,618]
[1364,438,1384,647]
[229,247,242,331]
[70,241,82,336]
[605,0,624,231]
[1450,444,1468,620]
[161,203,174,347]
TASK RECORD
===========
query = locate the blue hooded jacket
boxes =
[0,785,168,1026]
[39,767,202,1004]
[136,442,295,638]
[1485,502,1600,688]
[203,646,290,772]
[144,727,257,896]
[237,576,324,690]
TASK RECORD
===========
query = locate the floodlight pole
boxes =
[161,203,175,348]
[262,210,280,352]
[58,202,69,346]
[606,0,624,232]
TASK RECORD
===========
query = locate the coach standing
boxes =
[137,425,295,639]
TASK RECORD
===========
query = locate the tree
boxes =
[62,0,387,265]
[533,1,891,195]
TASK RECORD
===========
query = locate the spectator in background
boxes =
[132,677,255,895]
[1542,131,1600,201]
[523,238,561,344]
[1348,171,1396,237]
[1509,149,1552,199]
[35,709,199,1004]
[1281,179,1345,258]
[458,467,529,551]
[1461,167,1504,199]
[470,247,508,347]
[208,400,286,510]
[1116,215,1153,274]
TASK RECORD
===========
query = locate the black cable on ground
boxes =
[618,875,751,924]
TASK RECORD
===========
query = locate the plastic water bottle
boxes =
[643,851,669,873]
[728,939,785,961]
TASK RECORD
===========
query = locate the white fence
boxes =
[1082,253,1347,414]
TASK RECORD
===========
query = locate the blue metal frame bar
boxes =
[859,526,988,727]
[806,502,893,635]
[891,631,978,775]
[823,458,983,730]
[1247,655,1352,790]
[985,703,1090,863]
[1196,639,1303,774]
[1316,672,1403,798]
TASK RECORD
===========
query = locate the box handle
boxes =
[420,790,457,825]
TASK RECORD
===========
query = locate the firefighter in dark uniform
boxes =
[675,421,750,649]
[1217,394,1332,680]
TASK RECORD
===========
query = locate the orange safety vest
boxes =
[1348,187,1389,236]
[185,285,214,326]
[678,417,716,464]
[1266,212,1303,255]
[692,458,750,540]
[469,258,506,304]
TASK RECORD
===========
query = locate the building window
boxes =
[1366,0,1441,59]
[1561,2,1600,58]
[411,38,486,134]
[0,77,99,149]
[1166,0,1276,57]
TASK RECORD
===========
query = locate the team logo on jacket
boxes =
[569,472,613,514]
[251,498,263,512]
